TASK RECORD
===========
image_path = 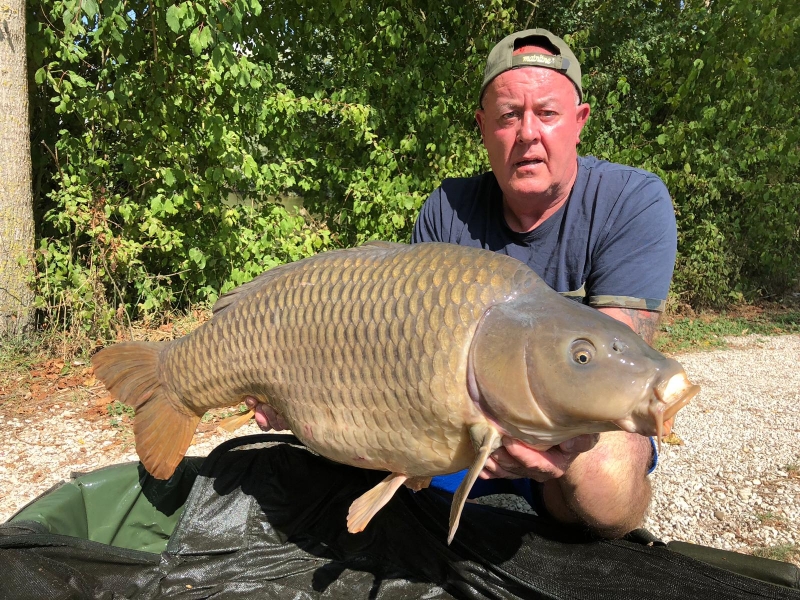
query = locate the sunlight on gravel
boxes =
[1,334,798,566]
[643,335,800,565]
[0,405,265,520]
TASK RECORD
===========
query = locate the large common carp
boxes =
[93,242,698,543]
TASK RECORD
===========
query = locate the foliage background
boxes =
[25,0,800,343]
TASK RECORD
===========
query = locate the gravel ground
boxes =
[644,334,799,562]
[1,334,798,565]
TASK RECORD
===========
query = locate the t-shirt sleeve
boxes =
[586,174,677,311]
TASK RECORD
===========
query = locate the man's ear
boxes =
[575,103,591,141]
[475,109,486,140]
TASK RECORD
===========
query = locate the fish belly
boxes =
[162,243,539,476]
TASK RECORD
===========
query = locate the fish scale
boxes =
[92,241,699,543]
[174,244,522,473]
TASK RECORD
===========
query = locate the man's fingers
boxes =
[243,396,290,431]
[243,396,268,429]
[558,433,599,454]
[265,406,290,431]
[502,438,572,474]
[487,447,516,470]
[484,443,566,482]
[480,456,520,480]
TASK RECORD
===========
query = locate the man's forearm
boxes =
[541,431,653,538]
[597,307,662,345]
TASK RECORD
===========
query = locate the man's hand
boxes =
[244,396,290,431]
[480,434,599,482]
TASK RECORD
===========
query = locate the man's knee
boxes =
[543,432,653,538]
[595,431,654,479]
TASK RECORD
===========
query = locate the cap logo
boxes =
[512,53,570,73]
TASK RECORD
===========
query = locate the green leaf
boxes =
[68,72,88,88]
[166,5,182,33]
[82,0,98,18]
[189,27,203,56]
[190,24,213,56]
[189,247,207,269]
[62,6,76,27]
[200,24,214,48]
[163,168,177,186]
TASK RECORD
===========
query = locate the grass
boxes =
[0,333,51,375]
[755,511,786,527]
[752,543,799,563]
[107,401,135,429]
[655,308,800,354]
[200,404,250,423]
[107,401,135,419]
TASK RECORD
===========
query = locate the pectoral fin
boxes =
[448,423,503,544]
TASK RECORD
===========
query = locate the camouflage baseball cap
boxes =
[480,29,583,106]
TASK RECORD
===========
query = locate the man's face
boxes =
[476,63,590,207]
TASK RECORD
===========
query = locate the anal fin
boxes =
[347,472,409,534]
[448,423,502,544]
[218,409,255,432]
[403,476,431,492]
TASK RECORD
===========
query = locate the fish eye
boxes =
[570,340,595,365]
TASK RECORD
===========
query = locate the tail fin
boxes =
[92,341,201,480]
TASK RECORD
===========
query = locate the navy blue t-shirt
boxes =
[412,156,677,312]
[412,156,677,509]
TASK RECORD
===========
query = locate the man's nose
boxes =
[517,112,540,144]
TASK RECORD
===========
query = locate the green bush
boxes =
[27,0,800,341]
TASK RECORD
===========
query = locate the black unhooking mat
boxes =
[1,434,798,599]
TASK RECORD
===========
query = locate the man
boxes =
[249,29,677,538]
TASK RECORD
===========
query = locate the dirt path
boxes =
[1,335,798,566]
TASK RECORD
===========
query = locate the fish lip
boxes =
[659,383,700,422]
[612,377,700,439]
[649,378,700,451]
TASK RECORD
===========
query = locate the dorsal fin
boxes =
[211,241,406,316]
[211,263,294,316]
[361,240,404,249]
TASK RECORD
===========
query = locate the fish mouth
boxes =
[613,374,700,450]
[650,376,700,451]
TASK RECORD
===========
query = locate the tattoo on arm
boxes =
[597,307,662,345]
[625,309,661,344]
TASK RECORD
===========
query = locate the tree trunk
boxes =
[0,0,35,337]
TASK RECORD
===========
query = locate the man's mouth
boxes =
[515,158,544,168]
